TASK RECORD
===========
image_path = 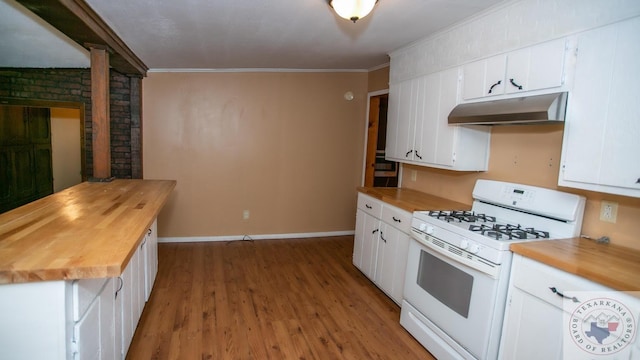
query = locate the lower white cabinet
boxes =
[499,254,640,359]
[72,278,116,360]
[144,220,159,301]
[120,218,158,358]
[353,193,411,305]
[0,219,159,360]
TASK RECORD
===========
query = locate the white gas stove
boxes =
[410,179,586,265]
[401,180,586,360]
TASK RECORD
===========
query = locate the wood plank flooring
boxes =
[127,236,434,359]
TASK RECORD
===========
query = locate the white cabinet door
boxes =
[114,278,123,360]
[499,287,564,360]
[354,208,379,277]
[144,219,159,301]
[416,72,439,165]
[385,82,401,161]
[375,223,410,305]
[120,254,135,357]
[432,68,458,167]
[559,17,640,197]
[97,278,115,360]
[136,240,146,320]
[506,39,566,94]
[363,213,380,281]
[386,77,420,162]
[74,297,101,360]
[462,54,506,100]
[422,68,491,170]
[73,278,115,360]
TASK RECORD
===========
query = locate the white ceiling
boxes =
[0,0,506,71]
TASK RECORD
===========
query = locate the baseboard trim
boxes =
[158,230,355,243]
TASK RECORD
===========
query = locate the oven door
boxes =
[402,235,509,360]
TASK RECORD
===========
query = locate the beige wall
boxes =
[50,108,82,192]
[143,72,368,238]
[402,125,640,250]
[368,65,390,92]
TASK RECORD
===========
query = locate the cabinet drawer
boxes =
[381,205,411,233]
[72,278,109,321]
[357,193,383,218]
[511,255,612,311]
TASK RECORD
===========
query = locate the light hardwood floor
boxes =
[127,236,434,359]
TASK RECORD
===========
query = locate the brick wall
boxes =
[0,68,142,179]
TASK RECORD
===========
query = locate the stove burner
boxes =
[428,211,496,223]
[468,224,550,240]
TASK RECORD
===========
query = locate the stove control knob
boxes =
[425,226,434,235]
[469,243,480,254]
[419,223,427,231]
[459,240,469,249]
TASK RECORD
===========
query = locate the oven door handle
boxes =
[411,230,501,279]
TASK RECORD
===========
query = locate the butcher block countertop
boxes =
[0,179,176,284]
[511,238,640,291]
[357,187,470,212]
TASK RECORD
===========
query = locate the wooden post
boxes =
[89,45,111,179]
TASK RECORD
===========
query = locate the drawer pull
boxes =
[372,229,379,234]
[365,204,372,209]
[392,216,401,223]
[549,287,580,303]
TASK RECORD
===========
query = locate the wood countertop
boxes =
[357,187,471,212]
[510,238,640,291]
[0,179,176,284]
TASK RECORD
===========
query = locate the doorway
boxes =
[364,92,398,187]
[0,100,84,213]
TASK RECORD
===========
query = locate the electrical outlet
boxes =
[411,170,417,182]
[242,210,250,220]
[599,201,618,223]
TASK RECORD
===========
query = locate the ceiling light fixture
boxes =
[327,0,379,23]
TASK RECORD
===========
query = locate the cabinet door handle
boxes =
[380,233,387,243]
[392,216,401,223]
[372,229,379,234]
[115,277,124,300]
[148,228,152,235]
[365,204,372,209]
[405,149,413,158]
[415,150,422,160]
[549,287,580,303]
[636,178,640,184]
[488,80,501,94]
[509,78,523,90]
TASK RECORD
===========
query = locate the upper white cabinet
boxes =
[559,17,640,198]
[386,68,491,171]
[386,77,421,162]
[462,38,569,101]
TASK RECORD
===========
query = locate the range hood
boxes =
[448,92,568,125]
